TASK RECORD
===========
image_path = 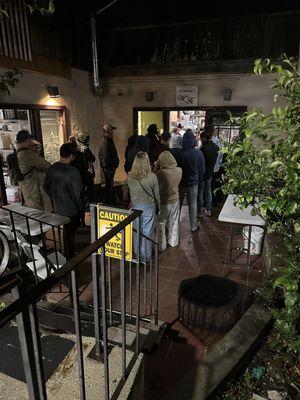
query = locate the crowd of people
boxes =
[11,122,221,263]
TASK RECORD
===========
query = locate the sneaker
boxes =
[197,208,206,218]
[191,226,200,234]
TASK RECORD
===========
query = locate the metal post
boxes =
[29,302,47,399]
[149,248,153,316]
[90,205,103,357]
[144,239,147,316]
[100,248,110,400]
[247,225,252,267]
[120,229,126,380]
[26,216,38,282]
[12,287,46,400]
[107,256,113,326]
[51,226,60,274]
[39,222,50,278]
[154,242,159,325]
[71,270,86,400]
[229,223,234,263]
[90,13,101,94]
[129,260,132,320]
[9,210,22,269]
[135,216,141,353]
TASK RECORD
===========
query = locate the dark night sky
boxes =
[57,0,300,28]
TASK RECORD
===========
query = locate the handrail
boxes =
[0,209,142,328]
[0,206,68,229]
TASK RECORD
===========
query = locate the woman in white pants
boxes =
[156,151,182,251]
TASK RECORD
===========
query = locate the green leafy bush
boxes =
[222,56,300,353]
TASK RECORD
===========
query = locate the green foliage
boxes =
[0,1,55,17]
[0,69,21,96]
[222,56,300,353]
[26,0,55,16]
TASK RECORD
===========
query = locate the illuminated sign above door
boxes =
[176,86,198,106]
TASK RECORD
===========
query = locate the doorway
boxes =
[0,104,67,205]
[137,110,164,135]
[169,110,206,133]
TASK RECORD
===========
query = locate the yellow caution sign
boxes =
[97,205,133,261]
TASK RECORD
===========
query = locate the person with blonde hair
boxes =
[127,151,160,263]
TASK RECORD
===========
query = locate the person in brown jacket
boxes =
[16,130,51,211]
[156,151,182,252]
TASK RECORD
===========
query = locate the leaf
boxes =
[270,161,284,169]
[232,147,243,156]
[245,129,252,138]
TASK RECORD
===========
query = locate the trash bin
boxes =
[242,226,264,255]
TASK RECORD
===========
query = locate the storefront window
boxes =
[40,110,64,164]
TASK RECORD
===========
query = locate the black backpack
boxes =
[7,150,25,186]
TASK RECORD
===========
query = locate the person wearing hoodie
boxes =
[198,128,219,216]
[15,130,51,211]
[156,151,182,251]
[179,129,205,233]
[170,133,183,167]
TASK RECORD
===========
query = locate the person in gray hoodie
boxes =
[156,151,182,251]
[179,129,205,233]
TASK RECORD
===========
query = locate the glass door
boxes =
[39,109,65,164]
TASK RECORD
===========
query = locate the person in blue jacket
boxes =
[179,129,205,233]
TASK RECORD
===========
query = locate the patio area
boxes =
[64,202,266,400]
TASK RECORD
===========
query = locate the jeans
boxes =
[179,185,198,231]
[157,201,180,251]
[63,215,80,261]
[198,177,213,212]
[103,168,116,204]
[132,203,155,263]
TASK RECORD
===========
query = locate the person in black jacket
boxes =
[127,135,150,173]
[179,129,205,233]
[145,124,160,167]
[124,131,138,173]
[99,123,119,204]
[70,132,96,226]
[44,143,83,260]
[198,127,219,216]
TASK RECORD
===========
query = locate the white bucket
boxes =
[242,226,264,256]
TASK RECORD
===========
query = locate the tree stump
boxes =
[178,274,243,332]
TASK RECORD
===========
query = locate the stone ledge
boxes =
[163,303,272,400]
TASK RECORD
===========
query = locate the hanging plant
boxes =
[0,69,22,96]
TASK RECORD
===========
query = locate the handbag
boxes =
[137,179,160,215]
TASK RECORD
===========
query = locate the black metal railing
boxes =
[0,206,159,400]
[0,205,68,289]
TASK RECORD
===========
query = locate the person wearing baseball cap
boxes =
[99,122,119,204]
